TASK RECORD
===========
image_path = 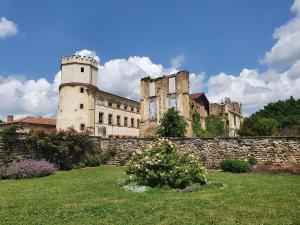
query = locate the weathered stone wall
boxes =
[91,137,300,167]
[0,136,40,168]
[1,136,299,168]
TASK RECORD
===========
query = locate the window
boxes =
[80,123,85,131]
[81,67,84,72]
[169,98,176,108]
[117,104,120,109]
[124,117,128,127]
[131,107,134,112]
[234,115,237,126]
[149,82,155,97]
[99,112,103,124]
[131,118,134,127]
[124,105,128,110]
[137,109,139,113]
[80,87,84,93]
[149,101,156,120]
[108,102,112,107]
[168,77,176,93]
[137,119,140,128]
[117,116,121,126]
[80,104,84,109]
[108,114,113,125]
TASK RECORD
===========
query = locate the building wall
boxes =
[140,71,192,137]
[209,98,243,137]
[94,91,140,137]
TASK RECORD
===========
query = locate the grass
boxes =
[0,166,299,225]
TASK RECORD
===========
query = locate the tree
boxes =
[157,108,188,137]
[239,116,278,136]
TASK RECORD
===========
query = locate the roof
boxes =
[190,92,205,100]
[6,116,56,126]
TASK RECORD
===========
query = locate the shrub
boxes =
[220,159,250,173]
[248,156,257,166]
[26,128,92,170]
[6,159,56,179]
[126,139,207,189]
[157,108,188,137]
[85,155,101,167]
[99,148,117,164]
[0,167,8,180]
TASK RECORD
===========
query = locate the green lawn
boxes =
[0,166,299,225]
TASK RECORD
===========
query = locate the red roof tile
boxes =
[10,117,56,126]
[190,92,205,100]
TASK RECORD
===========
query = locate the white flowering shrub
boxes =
[126,139,207,189]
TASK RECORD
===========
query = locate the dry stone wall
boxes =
[1,136,299,168]
[92,137,300,167]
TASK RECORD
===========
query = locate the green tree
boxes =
[239,116,278,136]
[157,108,188,137]
[205,116,229,137]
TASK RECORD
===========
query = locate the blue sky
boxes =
[0,0,299,119]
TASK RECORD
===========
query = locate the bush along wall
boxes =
[26,128,94,170]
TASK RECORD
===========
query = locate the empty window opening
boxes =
[99,112,103,124]
[81,67,84,72]
[80,87,84,93]
[80,123,85,131]
[80,104,84,109]
[131,118,134,127]
[117,116,121,126]
[108,114,113,125]
[124,117,128,127]
[137,119,140,128]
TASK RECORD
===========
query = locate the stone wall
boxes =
[92,137,300,167]
[1,136,299,168]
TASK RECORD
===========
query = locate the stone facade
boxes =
[209,97,243,137]
[56,54,140,137]
[93,137,300,168]
[139,71,192,137]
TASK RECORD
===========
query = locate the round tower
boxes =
[56,55,99,134]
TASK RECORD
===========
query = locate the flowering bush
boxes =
[6,159,56,179]
[26,128,92,170]
[126,139,207,189]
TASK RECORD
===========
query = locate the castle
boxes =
[56,54,243,137]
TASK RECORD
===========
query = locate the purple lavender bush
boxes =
[7,159,56,179]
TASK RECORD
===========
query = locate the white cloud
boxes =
[74,49,100,62]
[98,56,177,100]
[263,0,300,68]
[0,17,18,39]
[0,72,60,121]
[171,54,185,69]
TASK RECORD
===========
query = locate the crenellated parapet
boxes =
[61,55,98,69]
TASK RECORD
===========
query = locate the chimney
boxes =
[7,115,14,123]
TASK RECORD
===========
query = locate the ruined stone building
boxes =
[209,98,243,137]
[56,55,140,137]
[139,71,243,137]
[139,71,193,137]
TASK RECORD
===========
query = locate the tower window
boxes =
[137,119,140,128]
[124,117,128,127]
[80,123,85,131]
[99,112,103,124]
[117,115,121,126]
[108,114,113,125]
[80,104,84,109]
[80,87,84,93]
[81,67,84,72]
[131,118,134,127]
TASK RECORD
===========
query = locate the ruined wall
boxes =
[92,137,300,168]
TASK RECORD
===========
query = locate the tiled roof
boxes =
[190,92,205,100]
[9,117,56,126]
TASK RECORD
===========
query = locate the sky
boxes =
[0,0,299,120]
